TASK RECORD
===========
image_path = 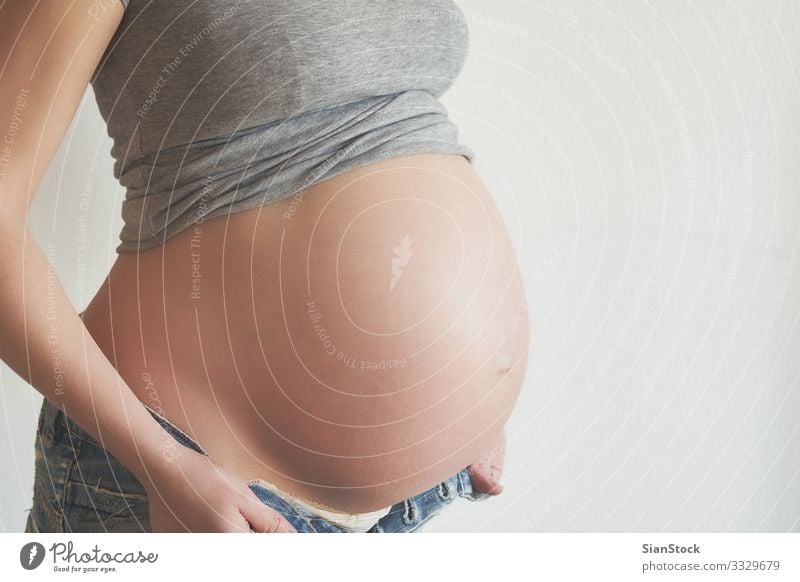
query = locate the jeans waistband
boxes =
[141,402,210,457]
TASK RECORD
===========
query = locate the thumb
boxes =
[468,462,504,495]
[242,501,298,533]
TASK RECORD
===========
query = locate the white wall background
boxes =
[2,0,799,532]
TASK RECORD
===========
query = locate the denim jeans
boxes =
[24,397,491,533]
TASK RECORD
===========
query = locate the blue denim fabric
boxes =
[25,397,490,533]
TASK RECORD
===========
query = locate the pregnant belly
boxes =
[82,154,529,513]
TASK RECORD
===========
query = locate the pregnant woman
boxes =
[2,0,528,533]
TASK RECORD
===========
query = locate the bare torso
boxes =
[81,153,529,513]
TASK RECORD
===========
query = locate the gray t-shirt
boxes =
[93,0,474,253]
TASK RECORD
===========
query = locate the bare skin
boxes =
[0,0,294,533]
[82,153,528,513]
[2,1,525,528]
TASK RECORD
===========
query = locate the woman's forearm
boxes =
[0,216,174,490]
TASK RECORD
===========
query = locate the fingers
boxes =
[242,500,297,533]
[468,461,505,495]
[467,429,508,495]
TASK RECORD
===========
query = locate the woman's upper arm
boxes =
[0,0,125,218]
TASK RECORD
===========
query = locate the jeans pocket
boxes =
[63,479,150,533]
[61,431,150,532]
[29,399,150,533]
[26,474,65,533]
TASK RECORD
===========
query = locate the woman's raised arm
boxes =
[0,0,295,533]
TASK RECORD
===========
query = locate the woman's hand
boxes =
[144,448,297,533]
[467,429,507,496]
